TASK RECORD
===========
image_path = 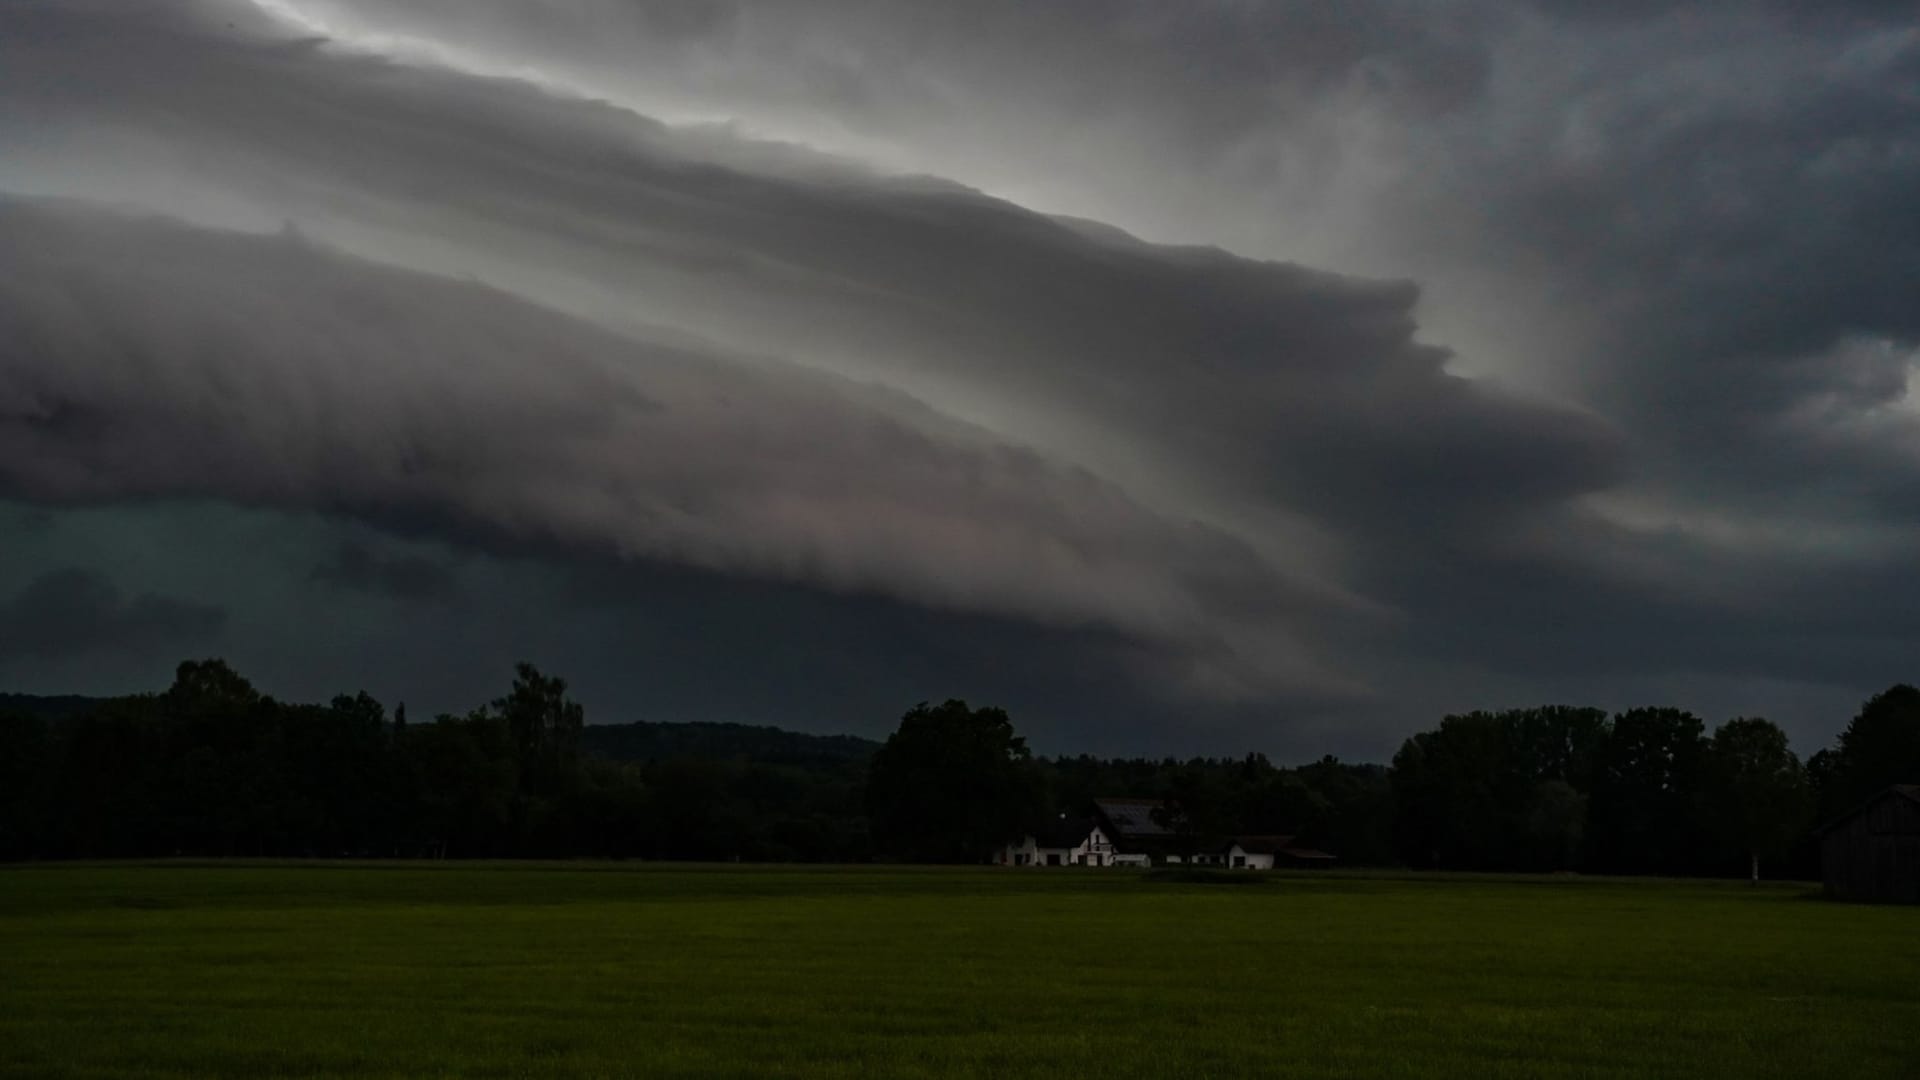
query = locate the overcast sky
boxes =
[2,0,1916,757]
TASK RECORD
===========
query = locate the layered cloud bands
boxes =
[1,0,1915,749]
[0,198,1362,700]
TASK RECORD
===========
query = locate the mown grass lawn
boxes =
[0,863,1914,1078]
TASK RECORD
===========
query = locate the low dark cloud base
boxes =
[310,540,461,603]
[0,568,226,663]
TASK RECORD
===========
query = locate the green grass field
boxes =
[1,864,1914,1078]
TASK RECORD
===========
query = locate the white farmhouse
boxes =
[998,815,1141,866]
[994,798,1334,869]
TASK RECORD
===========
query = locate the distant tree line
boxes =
[840,695,1920,879]
[3,662,1917,877]
[0,660,871,862]
[1388,693,1920,879]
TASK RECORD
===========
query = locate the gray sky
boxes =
[2,0,1916,757]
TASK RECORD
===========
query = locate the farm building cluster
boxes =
[995,797,1335,869]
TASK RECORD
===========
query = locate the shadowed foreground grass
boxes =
[1,863,1914,1078]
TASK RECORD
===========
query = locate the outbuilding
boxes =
[1222,835,1337,870]
[1818,785,1920,904]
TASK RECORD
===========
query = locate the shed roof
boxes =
[1224,835,1297,856]
[1815,784,1920,835]
[1224,835,1336,860]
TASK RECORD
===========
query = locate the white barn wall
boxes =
[1224,844,1274,870]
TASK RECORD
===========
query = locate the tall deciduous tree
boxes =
[866,700,1038,863]
[492,662,585,795]
[1389,712,1526,870]
[1507,706,1610,790]
[1706,717,1808,884]
[1826,685,1920,815]
[1587,707,1710,875]
[1151,765,1232,853]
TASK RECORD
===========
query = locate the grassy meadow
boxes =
[1,863,1914,1078]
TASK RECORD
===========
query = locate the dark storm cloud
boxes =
[310,541,461,604]
[1390,8,1920,620]
[0,0,1643,718]
[264,0,1499,120]
[1527,1,1915,24]
[0,498,1357,755]
[545,558,1236,752]
[0,196,1368,701]
[0,3,1622,534]
[3,0,1916,751]
[1474,19,1920,396]
[0,568,226,662]
[277,0,1912,499]
[256,0,1917,482]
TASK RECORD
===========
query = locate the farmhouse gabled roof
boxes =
[1814,784,1920,835]
[1091,797,1173,837]
[1083,798,1336,860]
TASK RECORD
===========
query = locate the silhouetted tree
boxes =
[1292,757,1394,864]
[1587,707,1709,875]
[1507,706,1609,790]
[1523,779,1587,871]
[399,713,517,858]
[1390,712,1528,869]
[492,662,585,796]
[1824,685,1920,815]
[1151,765,1232,854]
[1227,755,1324,837]
[1706,717,1807,884]
[0,710,48,859]
[866,700,1039,862]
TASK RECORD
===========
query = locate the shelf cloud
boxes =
[1,0,1915,752]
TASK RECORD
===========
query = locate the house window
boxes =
[1047,853,1062,866]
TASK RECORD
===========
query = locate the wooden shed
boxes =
[1818,785,1920,904]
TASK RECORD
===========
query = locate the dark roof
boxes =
[1224,835,1336,861]
[1107,835,1183,857]
[1092,797,1173,837]
[1224,835,1297,856]
[1814,784,1920,835]
[1083,799,1339,860]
